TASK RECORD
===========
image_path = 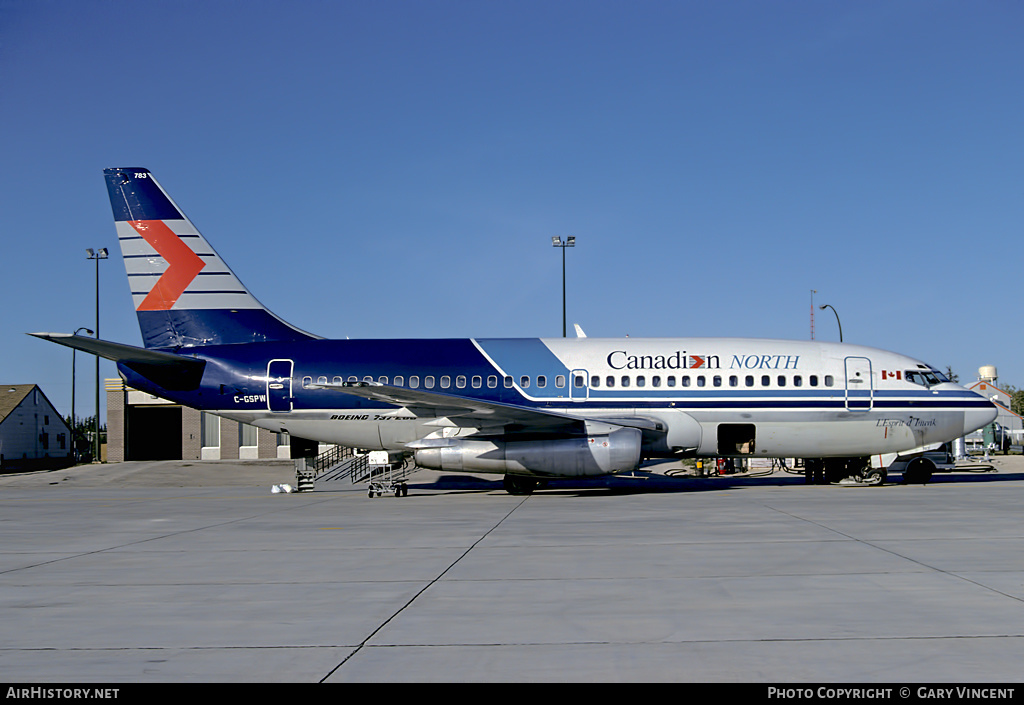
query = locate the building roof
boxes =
[0,384,37,424]
[968,380,1010,394]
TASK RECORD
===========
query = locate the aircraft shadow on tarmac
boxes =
[346,463,1024,497]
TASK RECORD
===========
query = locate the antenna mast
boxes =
[810,290,817,340]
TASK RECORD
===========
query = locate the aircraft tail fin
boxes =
[103,168,319,349]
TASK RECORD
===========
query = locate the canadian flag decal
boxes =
[882,370,902,380]
[129,220,206,311]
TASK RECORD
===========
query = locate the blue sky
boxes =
[2,0,1021,422]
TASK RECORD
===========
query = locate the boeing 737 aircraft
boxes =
[33,168,997,492]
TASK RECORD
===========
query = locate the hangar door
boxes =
[126,405,183,460]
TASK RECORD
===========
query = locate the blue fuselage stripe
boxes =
[115,337,992,417]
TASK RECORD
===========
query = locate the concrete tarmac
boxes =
[2,455,1024,683]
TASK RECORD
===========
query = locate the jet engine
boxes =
[413,427,642,477]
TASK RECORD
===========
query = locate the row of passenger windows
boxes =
[304,373,836,390]
[594,374,835,388]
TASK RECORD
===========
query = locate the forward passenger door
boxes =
[844,357,873,411]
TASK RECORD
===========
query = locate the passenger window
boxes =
[410,375,420,388]
[667,376,676,387]
[302,376,312,388]
[455,375,466,388]
[793,376,802,387]
[332,376,342,384]
[825,375,834,387]
[347,376,358,383]
[487,376,497,388]
[697,376,706,387]
[379,376,388,385]
[537,375,547,388]
[729,375,738,387]
[591,376,600,387]
[636,376,646,387]
[504,376,513,388]
[809,375,818,387]
[555,375,565,388]
[472,376,482,388]
[745,375,754,387]
[574,374,585,388]
[425,376,435,388]
[363,376,373,383]
[317,376,328,385]
[394,376,404,386]
[520,375,530,388]
[777,375,786,387]
[621,376,630,388]
[761,375,770,386]
[713,376,722,387]
[440,376,451,388]
[652,376,661,387]
[682,376,691,387]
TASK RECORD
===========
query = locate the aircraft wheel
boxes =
[903,458,934,484]
[503,475,537,495]
[863,468,886,486]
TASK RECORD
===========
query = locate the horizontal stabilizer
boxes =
[29,333,206,391]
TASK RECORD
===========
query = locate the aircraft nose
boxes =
[963,400,998,436]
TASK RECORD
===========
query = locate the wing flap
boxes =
[309,381,669,441]
[309,380,578,429]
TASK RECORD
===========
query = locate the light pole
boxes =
[551,236,575,337]
[70,326,93,463]
[87,248,107,462]
[819,304,843,342]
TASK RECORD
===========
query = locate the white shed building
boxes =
[0,384,74,471]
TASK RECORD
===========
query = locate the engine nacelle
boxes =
[414,427,642,477]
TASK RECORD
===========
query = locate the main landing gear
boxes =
[501,475,552,495]
[503,475,537,495]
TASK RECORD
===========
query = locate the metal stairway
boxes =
[294,445,417,494]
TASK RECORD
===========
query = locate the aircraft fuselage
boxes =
[116,335,995,465]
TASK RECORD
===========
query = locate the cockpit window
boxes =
[905,368,949,387]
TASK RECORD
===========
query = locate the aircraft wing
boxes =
[308,381,661,435]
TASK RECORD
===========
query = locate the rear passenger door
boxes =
[267,359,294,413]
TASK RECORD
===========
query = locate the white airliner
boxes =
[33,168,997,493]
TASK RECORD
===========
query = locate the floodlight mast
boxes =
[552,236,575,337]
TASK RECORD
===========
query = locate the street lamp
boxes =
[551,236,575,337]
[70,326,93,462]
[819,304,843,342]
[87,248,108,462]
